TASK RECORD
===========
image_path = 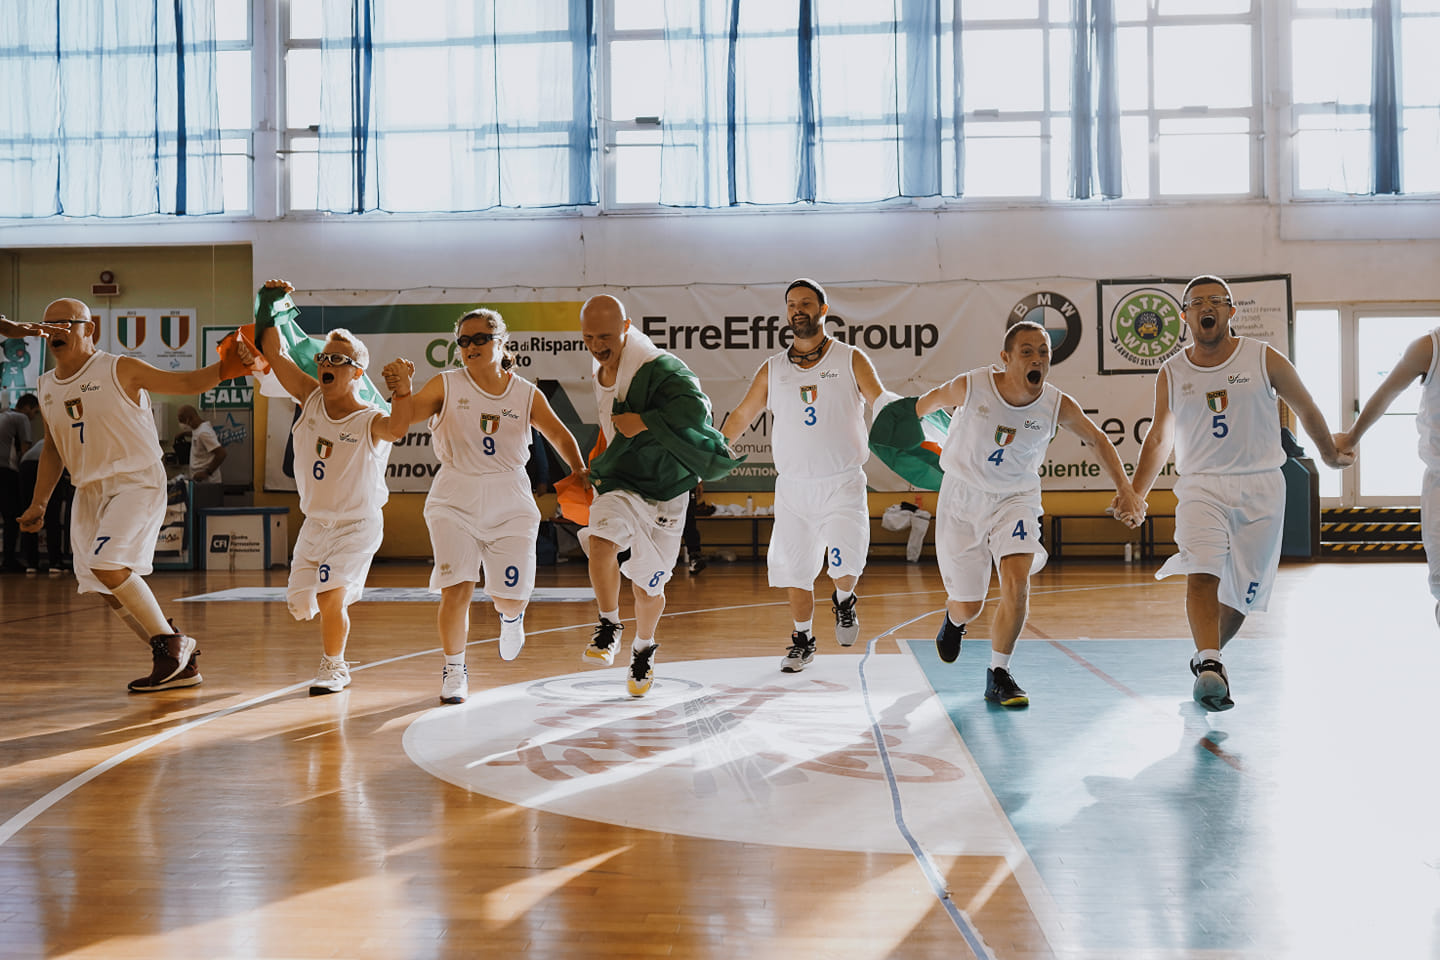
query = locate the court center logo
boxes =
[1008,292,1082,366]
[1109,288,1187,367]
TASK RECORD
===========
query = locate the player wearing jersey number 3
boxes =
[1131,275,1352,712]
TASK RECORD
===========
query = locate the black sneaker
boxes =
[780,631,816,672]
[1190,658,1234,712]
[984,667,1029,707]
[687,555,707,575]
[935,618,966,663]
[129,635,201,692]
[584,618,623,665]
[831,591,860,647]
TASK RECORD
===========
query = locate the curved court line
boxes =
[856,609,998,960]
[0,577,1167,854]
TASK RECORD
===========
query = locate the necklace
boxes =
[787,336,830,366]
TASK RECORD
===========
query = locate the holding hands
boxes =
[382,358,416,398]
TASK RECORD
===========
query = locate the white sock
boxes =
[600,609,621,625]
[633,636,655,652]
[501,612,523,624]
[834,587,854,603]
[1193,648,1222,666]
[990,651,1012,670]
[110,574,172,638]
[794,619,813,635]
[444,652,465,667]
[114,608,151,642]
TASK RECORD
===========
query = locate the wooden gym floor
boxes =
[2,556,1438,959]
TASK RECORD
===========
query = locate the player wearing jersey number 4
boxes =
[1131,276,1352,712]
[722,279,889,673]
[915,321,1145,706]
[241,280,415,697]
[17,299,231,692]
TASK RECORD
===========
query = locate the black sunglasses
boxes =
[456,332,498,349]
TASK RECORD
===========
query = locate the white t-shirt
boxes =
[766,340,868,479]
[188,420,223,475]
[1163,337,1283,476]
[39,351,163,487]
[291,388,392,522]
[938,366,1062,496]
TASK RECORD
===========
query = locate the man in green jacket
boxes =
[579,295,743,697]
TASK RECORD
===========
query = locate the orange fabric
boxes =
[215,323,269,380]
[554,472,594,527]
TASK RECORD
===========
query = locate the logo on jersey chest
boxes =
[64,398,83,420]
[480,414,500,435]
[994,426,1017,447]
[316,438,334,460]
[800,385,818,404]
[1206,390,1228,414]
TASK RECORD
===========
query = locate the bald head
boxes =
[43,298,92,324]
[580,295,630,371]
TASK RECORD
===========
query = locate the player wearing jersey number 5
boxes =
[242,280,415,696]
[18,298,231,692]
[1130,275,1352,712]
[399,307,587,704]
[722,279,889,673]
[917,320,1145,706]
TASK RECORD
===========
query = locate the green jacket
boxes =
[590,352,745,501]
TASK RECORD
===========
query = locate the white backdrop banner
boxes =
[260,276,1292,494]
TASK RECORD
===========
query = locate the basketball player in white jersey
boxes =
[722,279,888,672]
[1131,276,1351,711]
[18,298,231,692]
[401,307,586,704]
[243,281,415,695]
[579,294,742,697]
[918,321,1145,705]
[1333,330,1440,625]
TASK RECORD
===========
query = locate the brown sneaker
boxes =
[129,634,201,692]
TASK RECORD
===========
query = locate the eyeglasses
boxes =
[315,352,361,368]
[456,332,497,348]
[1183,295,1233,310]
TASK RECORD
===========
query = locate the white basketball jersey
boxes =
[1164,336,1283,476]
[939,366,1061,495]
[767,340,868,478]
[292,388,392,522]
[430,369,536,475]
[1416,329,1440,470]
[39,351,162,487]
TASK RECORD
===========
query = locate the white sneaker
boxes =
[309,655,351,695]
[440,663,469,704]
[498,615,526,661]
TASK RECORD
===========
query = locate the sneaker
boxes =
[440,663,469,704]
[585,618,623,665]
[128,634,200,692]
[498,615,526,661]
[309,655,352,696]
[985,667,1029,707]
[687,555,707,575]
[24,567,37,575]
[1190,658,1234,712]
[832,590,860,647]
[627,642,659,697]
[780,631,816,672]
[935,618,966,664]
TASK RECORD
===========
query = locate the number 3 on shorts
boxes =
[829,547,842,567]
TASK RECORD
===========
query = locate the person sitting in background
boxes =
[176,405,227,482]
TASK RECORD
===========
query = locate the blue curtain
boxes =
[1370,0,1400,195]
[658,0,964,208]
[0,0,223,218]
[316,0,596,214]
[1070,0,1119,200]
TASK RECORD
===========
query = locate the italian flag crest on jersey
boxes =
[65,398,83,421]
[1206,390,1228,413]
[800,385,818,404]
[994,426,1016,447]
[316,438,334,460]
[480,414,500,435]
